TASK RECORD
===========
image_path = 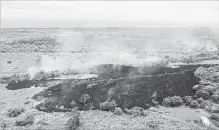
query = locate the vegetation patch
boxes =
[162,96,183,107]
[113,107,123,115]
[124,107,145,117]
[7,108,25,117]
[190,101,199,108]
[99,100,118,111]
[211,94,219,103]
[183,96,194,106]
[79,94,90,104]
[194,90,210,100]
[15,114,34,126]
[65,108,80,130]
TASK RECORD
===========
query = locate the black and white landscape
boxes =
[1,1,219,130]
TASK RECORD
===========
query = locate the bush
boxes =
[99,100,118,111]
[200,100,213,111]
[195,90,210,100]
[7,108,24,117]
[211,94,219,103]
[162,96,183,107]
[35,97,58,112]
[194,66,219,84]
[183,96,194,106]
[162,97,172,107]
[24,100,30,105]
[197,97,204,104]
[33,71,49,81]
[124,107,144,117]
[0,120,7,129]
[65,108,80,130]
[70,101,77,108]
[113,107,123,115]
[190,101,199,108]
[1,74,31,84]
[79,94,90,104]
[210,113,219,120]
[212,105,219,113]
[181,55,196,64]
[15,114,34,126]
[201,85,216,95]
[170,96,184,107]
[7,61,12,64]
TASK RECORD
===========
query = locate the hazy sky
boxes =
[1,1,219,28]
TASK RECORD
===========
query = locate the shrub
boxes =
[201,85,216,95]
[211,94,219,103]
[200,100,213,111]
[195,90,210,100]
[181,55,196,64]
[36,119,49,126]
[148,121,159,129]
[124,107,144,117]
[24,101,30,104]
[170,96,184,107]
[0,120,7,129]
[33,71,49,81]
[212,105,219,113]
[162,96,183,107]
[7,108,24,117]
[190,101,199,108]
[183,96,194,106]
[35,97,58,112]
[1,73,31,84]
[65,108,80,130]
[7,61,12,64]
[15,114,34,126]
[113,107,123,115]
[194,66,219,84]
[33,126,45,130]
[210,113,219,120]
[70,101,77,108]
[162,97,172,107]
[197,97,204,104]
[79,94,90,104]
[99,100,118,111]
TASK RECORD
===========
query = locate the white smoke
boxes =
[27,31,166,78]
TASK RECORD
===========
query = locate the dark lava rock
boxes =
[32,64,199,112]
[6,80,35,90]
